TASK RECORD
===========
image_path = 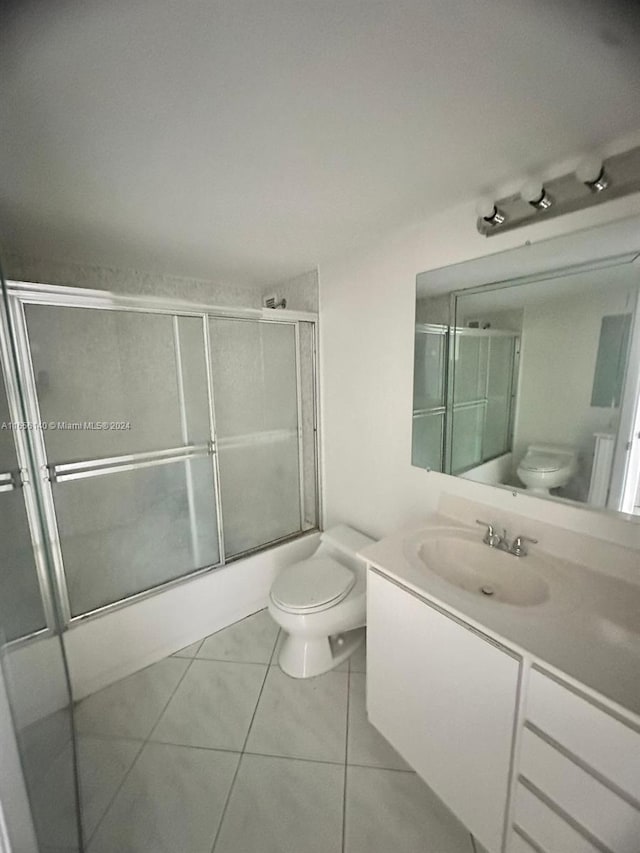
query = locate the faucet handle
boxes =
[476,519,497,546]
[510,534,538,557]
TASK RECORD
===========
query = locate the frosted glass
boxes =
[451,404,485,474]
[411,413,444,471]
[413,330,446,410]
[591,313,632,408]
[25,305,192,461]
[174,315,211,444]
[208,318,302,558]
[55,456,220,616]
[483,337,515,460]
[209,318,298,436]
[487,337,514,396]
[483,401,510,460]
[453,335,488,404]
[299,322,318,530]
[0,488,46,640]
[218,437,301,556]
[0,369,46,640]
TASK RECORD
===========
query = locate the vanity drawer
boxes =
[519,727,640,853]
[527,668,640,803]
[513,782,601,853]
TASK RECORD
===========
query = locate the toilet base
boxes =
[278,627,365,679]
[525,485,552,496]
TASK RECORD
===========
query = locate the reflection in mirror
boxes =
[413,251,640,518]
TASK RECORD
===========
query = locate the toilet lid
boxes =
[520,452,563,473]
[270,557,355,613]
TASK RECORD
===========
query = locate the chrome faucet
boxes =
[475,520,538,557]
[509,534,538,558]
[476,520,506,549]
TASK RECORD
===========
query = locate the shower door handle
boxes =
[0,469,23,493]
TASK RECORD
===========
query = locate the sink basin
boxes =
[404,528,550,607]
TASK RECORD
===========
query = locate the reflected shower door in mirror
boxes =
[413,241,640,518]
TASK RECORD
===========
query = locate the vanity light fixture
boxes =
[475,198,506,227]
[475,142,640,236]
[576,155,609,192]
[520,179,553,210]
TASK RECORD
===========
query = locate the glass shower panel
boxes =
[0,368,46,641]
[451,403,485,473]
[483,336,515,460]
[24,305,205,461]
[174,315,211,445]
[413,328,446,410]
[209,318,302,557]
[298,322,319,531]
[453,334,488,404]
[54,455,220,616]
[411,412,444,470]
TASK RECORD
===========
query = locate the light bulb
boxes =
[521,180,553,210]
[576,155,609,192]
[476,197,505,226]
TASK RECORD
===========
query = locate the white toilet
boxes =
[268,524,375,678]
[517,443,578,495]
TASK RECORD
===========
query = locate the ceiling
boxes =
[1,0,640,286]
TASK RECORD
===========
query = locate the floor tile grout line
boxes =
[85,655,198,849]
[209,628,278,853]
[125,735,412,773]
[146,655,199,742]
[80,612,277,850]
[83,734,146,849]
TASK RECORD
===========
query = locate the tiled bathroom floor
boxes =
[26,609,477,853]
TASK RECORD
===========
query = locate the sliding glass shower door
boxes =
[209,318,302,557]
[21,303,221,620]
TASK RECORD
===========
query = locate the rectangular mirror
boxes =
[412,217,640,520]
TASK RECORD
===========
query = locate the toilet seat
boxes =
[270,556,355,614]
[519,451,564,473]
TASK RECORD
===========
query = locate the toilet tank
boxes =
[319,524,375,575]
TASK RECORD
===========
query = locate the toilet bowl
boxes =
[268,524,375,678]
[517,443,578,496]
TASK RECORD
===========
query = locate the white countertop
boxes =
[361,514,640,720]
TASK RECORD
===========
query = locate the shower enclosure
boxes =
[2,281,319,636]
[0,276,319,851]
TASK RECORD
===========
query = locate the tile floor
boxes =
[26,609,478,853]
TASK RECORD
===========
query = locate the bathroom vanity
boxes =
[362,504,640,853]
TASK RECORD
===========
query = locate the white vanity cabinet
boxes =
[509,668,640,853]
[366,569,521,853]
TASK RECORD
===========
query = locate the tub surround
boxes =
[361,494,640,718]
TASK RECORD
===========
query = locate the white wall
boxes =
[319,192,640,552]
